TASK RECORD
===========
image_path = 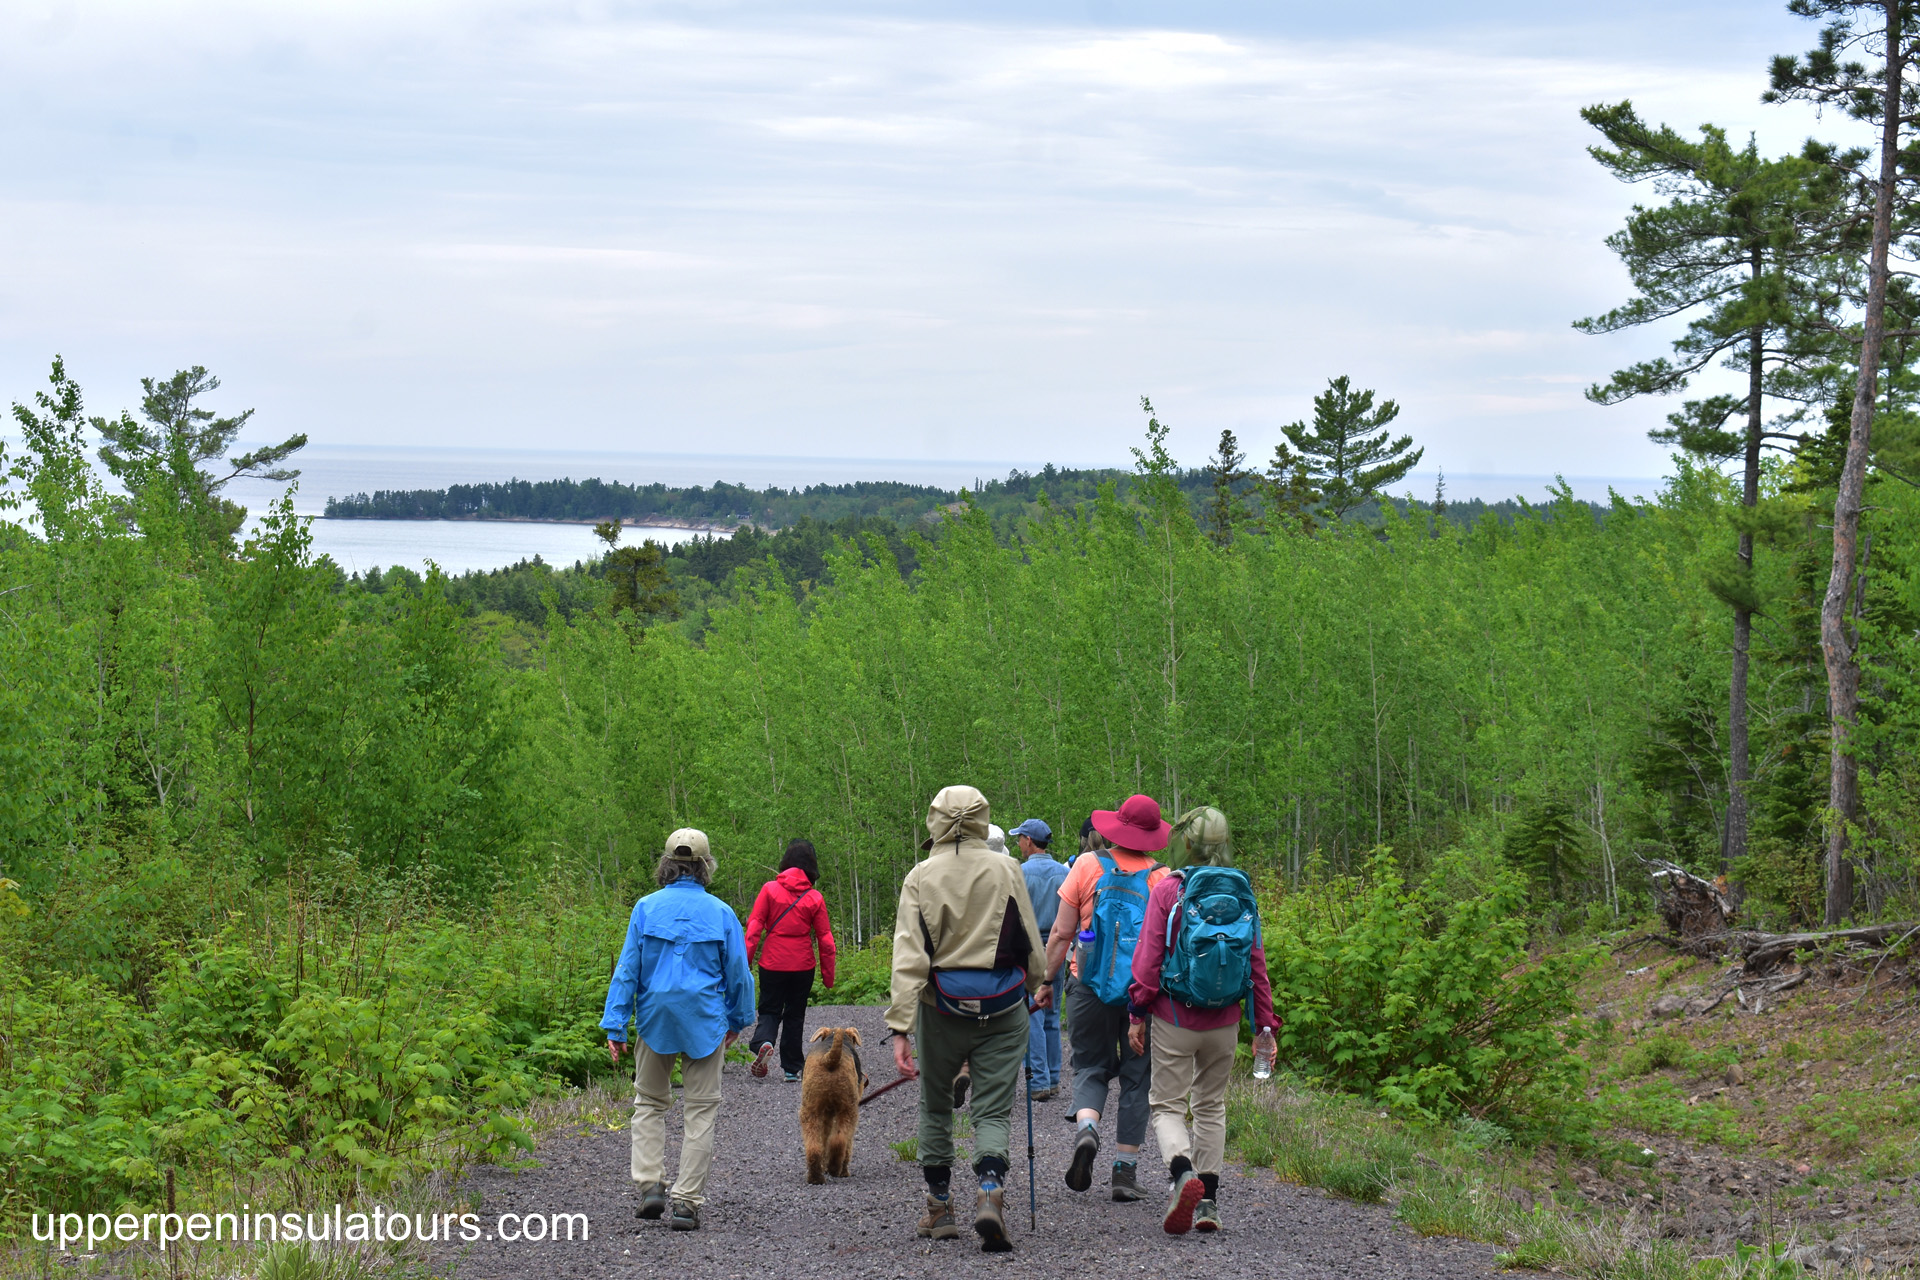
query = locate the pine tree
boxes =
[1204,428,1249,547]
[93,366,307,547]
[593,520,678,632]
[1768,0,1920,924]
[1257,442,1320,535]
[1281,377,1421,519]
[1575,101,1846,877]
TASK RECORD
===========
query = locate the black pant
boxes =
[752,967,815,1076]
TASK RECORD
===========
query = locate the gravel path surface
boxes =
[436,1004,1510,1279]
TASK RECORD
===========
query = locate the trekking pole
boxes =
[1024,1061,1036,1231]
[1024,995,1038,1232]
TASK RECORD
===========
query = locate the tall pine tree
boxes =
[1576,102,1844,877]
[1281,377,1421,519]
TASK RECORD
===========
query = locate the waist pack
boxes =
[1160,866,1259,1010]
[930,967,1027,1019]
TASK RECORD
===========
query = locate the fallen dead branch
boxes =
[1739,922,1919,975]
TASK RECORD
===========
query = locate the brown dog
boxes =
[799,1027,866,1184]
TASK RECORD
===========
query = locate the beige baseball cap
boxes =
[665,828,711,860]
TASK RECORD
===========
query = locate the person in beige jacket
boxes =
[887,785,1049,1253]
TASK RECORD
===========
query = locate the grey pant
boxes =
[1067,975,1150,1147]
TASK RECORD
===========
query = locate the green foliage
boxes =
[1615,1031,1695,1076]
[1264,850,1597,1123]
[0,891,624,1213]
[815,936,893,1006]
[1504,801,1590,906]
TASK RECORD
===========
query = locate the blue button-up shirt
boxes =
[1023,852,1069,936]
[601,879,755,1059]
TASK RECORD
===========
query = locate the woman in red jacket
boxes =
[743,839,837,1080]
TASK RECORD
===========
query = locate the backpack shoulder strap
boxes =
[760,885,815,950]
[1165,869,1186,947]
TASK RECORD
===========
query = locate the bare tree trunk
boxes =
[1822,0,1904,926]
[1727,308,1763,878]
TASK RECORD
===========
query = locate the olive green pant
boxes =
[915,1001,1027,1174]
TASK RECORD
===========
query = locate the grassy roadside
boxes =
[1227,1076,1717,1279]
[1226,926,1920,1279]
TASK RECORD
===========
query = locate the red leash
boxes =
[858,1076,914,1107]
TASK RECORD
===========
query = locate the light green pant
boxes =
[915,1001,1027,1173]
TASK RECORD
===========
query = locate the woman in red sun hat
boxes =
[1042,794,1173,1204]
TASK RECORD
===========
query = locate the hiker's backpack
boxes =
[1160,866,1260,1010]
[1083,854,1152,1006]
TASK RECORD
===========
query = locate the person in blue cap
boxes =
[603,827,755,1232]
[1013,818,1069,1100]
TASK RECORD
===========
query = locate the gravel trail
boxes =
[436,1004,1510,1279]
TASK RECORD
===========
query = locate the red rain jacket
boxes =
[744,867,837,986]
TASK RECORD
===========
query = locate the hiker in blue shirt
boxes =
[1014,818,1069,1100]
[603,828,755,1233]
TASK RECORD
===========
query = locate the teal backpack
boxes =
[1160,866,1259,1010]
[1083,854,1152,1006]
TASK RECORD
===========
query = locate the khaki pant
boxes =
[630,1040,724,1206]
[1147,1016,1237,1176]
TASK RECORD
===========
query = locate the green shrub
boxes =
[1616,1031,1693,1077]
[1264,849,1597,1125]
[814,935,892,1005]
[0,901,628,1217]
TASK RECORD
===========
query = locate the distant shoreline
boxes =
[321,514,749,534]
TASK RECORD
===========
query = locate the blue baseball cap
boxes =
[1009,818,1052,844]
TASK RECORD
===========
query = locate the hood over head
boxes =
[921,785,991,851]
[1168,806,1233,869]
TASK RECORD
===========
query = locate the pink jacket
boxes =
[1127,871,1279,1033]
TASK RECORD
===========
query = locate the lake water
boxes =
[225,444,1053,576]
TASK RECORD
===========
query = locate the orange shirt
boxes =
[1051,850,1171,974]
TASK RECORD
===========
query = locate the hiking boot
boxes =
[916,1193,960,1240]
[1065,1126,1099,1192]
[1193,1198,1221,1232]
[635,1182,668,1220]
[1030,1085,1057,1101]
[952,1071,970,1111]
[973,1185,1012,1253]
[749,1043,774,1077]
[1111,1160,1145,1201]
[1162,1170,1203,1235]
[668,1200,700,1231]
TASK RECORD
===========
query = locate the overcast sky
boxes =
[0,0,1854,479]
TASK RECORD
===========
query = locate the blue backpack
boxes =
[1082,855,1152,1006]
[1160,866,1259,1010]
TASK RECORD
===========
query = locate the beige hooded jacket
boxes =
[886,785,1047,1033]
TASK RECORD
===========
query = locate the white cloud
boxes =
[0,1,1853,477]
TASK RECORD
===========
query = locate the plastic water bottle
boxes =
[1252,1037,1276,1081]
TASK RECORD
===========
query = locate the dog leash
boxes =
[857,1076,914,1107]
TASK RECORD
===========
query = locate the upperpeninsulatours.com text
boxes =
[33,1206,590,1252]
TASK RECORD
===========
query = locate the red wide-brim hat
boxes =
[1090,794,1172,853]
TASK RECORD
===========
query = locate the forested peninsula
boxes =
[320,466,1554,536]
